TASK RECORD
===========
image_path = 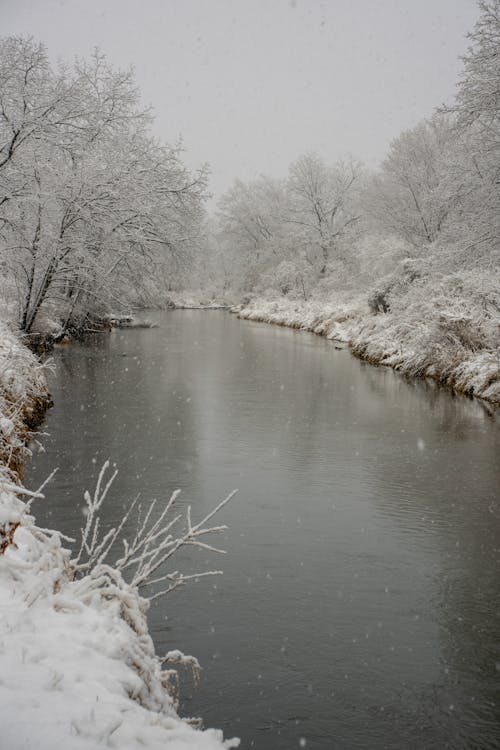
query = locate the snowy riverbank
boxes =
[165,290,232,310]
[0,322,237,750]
[235,295,500,407]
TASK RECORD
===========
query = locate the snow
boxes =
[0,513,236,750]
[235,291,500,406]
[0,319,47,427]
[234,295,362,343]
[166,291,230,310]
[0,321,238,750]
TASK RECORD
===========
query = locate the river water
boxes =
[26,310,500,749]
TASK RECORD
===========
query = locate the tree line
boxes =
[0,37,208,334]
[212,0,500,331]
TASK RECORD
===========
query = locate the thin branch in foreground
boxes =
[72,462,236,602]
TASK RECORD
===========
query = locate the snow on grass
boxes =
[0,320,49,476]
[166,290,233,310]
[235,294,366,343]
[0,495,237,750]
[236,290,500,406]
[0,321,238,750]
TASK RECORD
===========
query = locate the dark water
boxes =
[26,310,500,749]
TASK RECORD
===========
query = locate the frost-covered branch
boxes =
[72,461,236,602]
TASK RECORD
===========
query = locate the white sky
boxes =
[1,0,480,200]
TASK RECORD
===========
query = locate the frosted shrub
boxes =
[368,288,391,314]
[73,461,235,597]
[351,264,500,401]
[67,463,235,713]
[0,321,50,478]
[7,462,236,716]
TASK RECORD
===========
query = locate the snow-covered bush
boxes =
[0,320,49,477]
[73,461,235,603]
[351,268,500,402]
[0,474,238,749]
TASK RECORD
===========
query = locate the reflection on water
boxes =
[27,310,500,750]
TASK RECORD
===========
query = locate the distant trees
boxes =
[286,153,362,276]
[212,2,499,313]
[8,3,496,327]
[365,117,459,249]
[455,0,500,142]
[0,37,208,333]
[217,176,287,290]
[215,154,363,296]
[450,0,500,260]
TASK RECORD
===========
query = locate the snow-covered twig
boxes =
[72,461,236,602]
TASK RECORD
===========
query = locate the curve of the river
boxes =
[26,310,500,750]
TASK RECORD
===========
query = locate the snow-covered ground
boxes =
[235,294,500,406]
[0,321,238,750]
[166,291,233,310]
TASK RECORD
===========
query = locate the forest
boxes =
[209,2,499,403]
[1,3,499,403]
[0,37,208,333]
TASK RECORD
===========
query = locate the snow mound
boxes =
[0,489,237,749]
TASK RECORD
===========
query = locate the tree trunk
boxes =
[24,256,57,334]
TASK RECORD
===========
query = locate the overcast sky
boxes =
[1,0,479,200]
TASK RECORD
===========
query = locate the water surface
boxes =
[27,310,500,749]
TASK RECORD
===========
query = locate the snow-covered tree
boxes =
[286,153,363,276]
[217,176,287,291]
[365,116,459,250]
[447,0,500,260]
[0,37,208,333]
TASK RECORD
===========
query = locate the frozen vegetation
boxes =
[1,4,499,403]
[0,2,499,746]
[0,323,237,749]
[234,267,500,405]
[0,37,209,337]
[206,2,500,405]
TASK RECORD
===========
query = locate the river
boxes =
[26,310,500,749]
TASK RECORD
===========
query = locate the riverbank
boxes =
[165,290,232,310]
[235,296,500,407]
[0,321,237,749]
[0,321,51,476]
